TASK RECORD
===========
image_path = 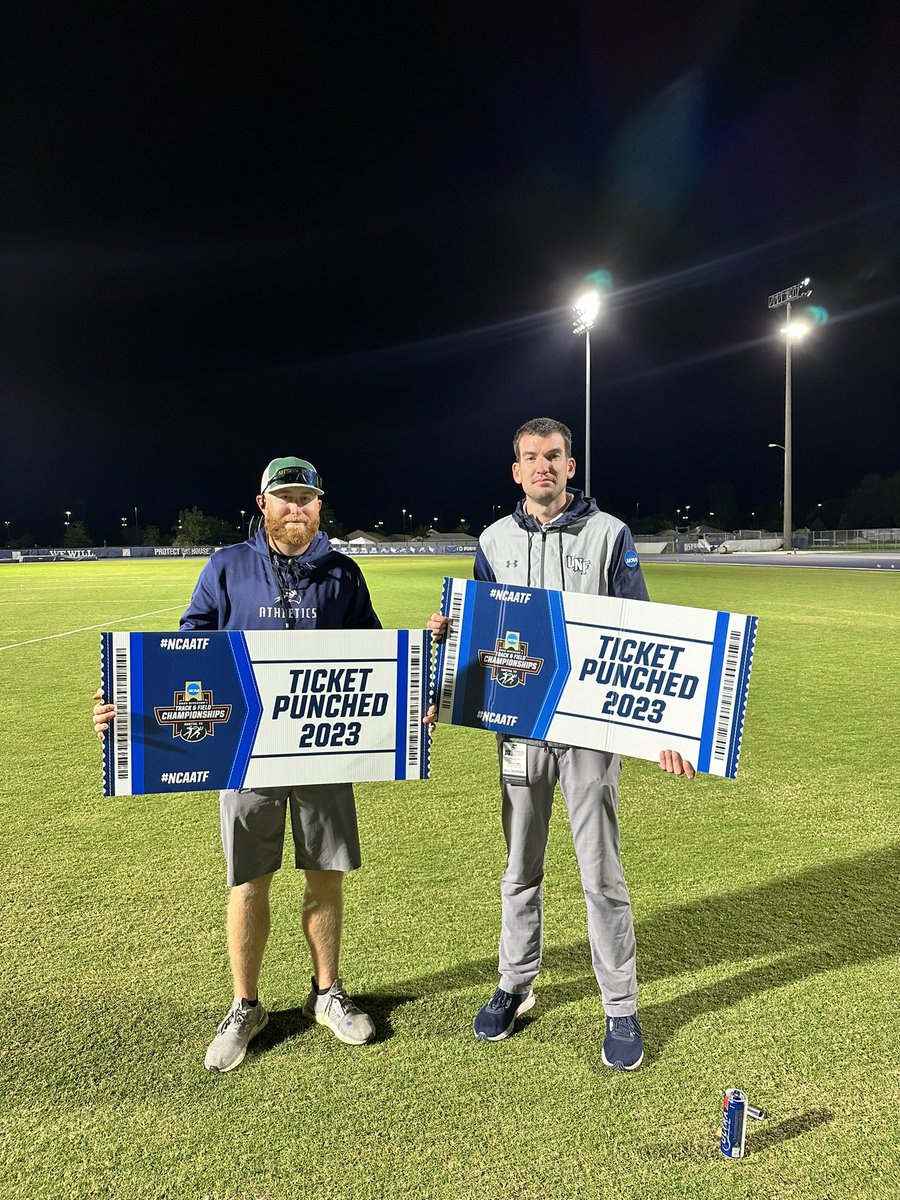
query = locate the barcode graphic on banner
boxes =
[407,639,422,771]
[114,642,131,783]
[439,585,465,714]
[712,628,742,762]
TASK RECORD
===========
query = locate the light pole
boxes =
[64,510,71,531]
[767,277,814,550]
[572,287,602,497]
[240,509,246,536]
[768,443,786,532]
[4,520,10,547]
[121,516,127,544]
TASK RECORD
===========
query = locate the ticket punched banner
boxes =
[101,630,430,797]
[435,579,757,778]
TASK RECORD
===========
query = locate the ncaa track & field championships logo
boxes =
[154,681,232,742]
[478,631,544,689]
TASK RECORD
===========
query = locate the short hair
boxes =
[513,417,573,460]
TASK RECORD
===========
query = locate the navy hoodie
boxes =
[180,528,381,632]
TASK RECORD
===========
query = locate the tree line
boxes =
[7,504,345,549]
[627,470,900,536]
[6,474,900,548]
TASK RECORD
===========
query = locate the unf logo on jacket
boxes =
[566,555,591,575]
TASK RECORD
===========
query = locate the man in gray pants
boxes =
[431,417,693,1070]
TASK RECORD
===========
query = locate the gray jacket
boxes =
[474,489,648,600]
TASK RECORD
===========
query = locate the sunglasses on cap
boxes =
[264,466,323,492]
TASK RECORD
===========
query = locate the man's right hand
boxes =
[92,688,115,741]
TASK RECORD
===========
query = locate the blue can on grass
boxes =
[720,1088,747,1158]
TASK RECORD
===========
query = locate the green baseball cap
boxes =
[259,457,324,497]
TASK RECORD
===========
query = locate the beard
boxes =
[264,507,320,551]
[524,478,566,507]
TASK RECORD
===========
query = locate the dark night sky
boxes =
[2,0,899,544]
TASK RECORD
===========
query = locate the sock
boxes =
[241,997,259,1007]
[313,978,331,996]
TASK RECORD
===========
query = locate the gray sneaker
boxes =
[204,999,269,1073]
[302,978,374,1045]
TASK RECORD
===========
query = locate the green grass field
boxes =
[1,558,898,1200]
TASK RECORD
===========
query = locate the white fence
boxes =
[634,528,900,553]
[809,528,900,549]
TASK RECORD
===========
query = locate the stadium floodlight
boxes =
[766,276,816,552]
[572,289,601,334]
[572,286,603,497]
[781,319,811,341]
[64,510,71,528]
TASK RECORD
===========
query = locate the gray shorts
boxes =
[219,784,362,887]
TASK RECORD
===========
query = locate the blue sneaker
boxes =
[473,986,535,1041]
[601,1013,644,1070]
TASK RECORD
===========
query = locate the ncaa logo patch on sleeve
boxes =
[624,550,639,569]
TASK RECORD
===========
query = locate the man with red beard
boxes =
[93,457,381,1072]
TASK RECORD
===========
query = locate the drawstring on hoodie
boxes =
[267,540,315,630]
[503,489,597,591]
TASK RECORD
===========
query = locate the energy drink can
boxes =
[720,1088,747,1158]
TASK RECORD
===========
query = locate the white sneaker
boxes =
[204,999,269,1073]
[302,978,374,1045]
